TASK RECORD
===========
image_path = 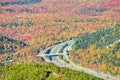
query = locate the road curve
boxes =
[38,39,120,80]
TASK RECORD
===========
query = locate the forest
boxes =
[0,0,120,79]
[70,24,120,78]
[73,24,120,49]
[0,63,102,80]
[0,0,42,6]
[0,22,34,28]
[0,35,26,54]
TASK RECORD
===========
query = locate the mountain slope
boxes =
[0,35,27,54]
[71,24,120,78]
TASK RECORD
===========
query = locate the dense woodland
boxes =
[74,24,120,49]
[0,35,26,54]
[0,63,102,80]
[71,24,120,78]
[0,0,42,6]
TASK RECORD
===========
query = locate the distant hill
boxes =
[0,35,27,54]
[0,0,42,6]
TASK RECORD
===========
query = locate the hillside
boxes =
[0,0,120,79]
[0,35,26,54]
[73,24,120,49]
[0,63,102,80]
[0,0,120,63]
[71,24,120,78]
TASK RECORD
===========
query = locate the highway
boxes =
[38,39,120,80]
